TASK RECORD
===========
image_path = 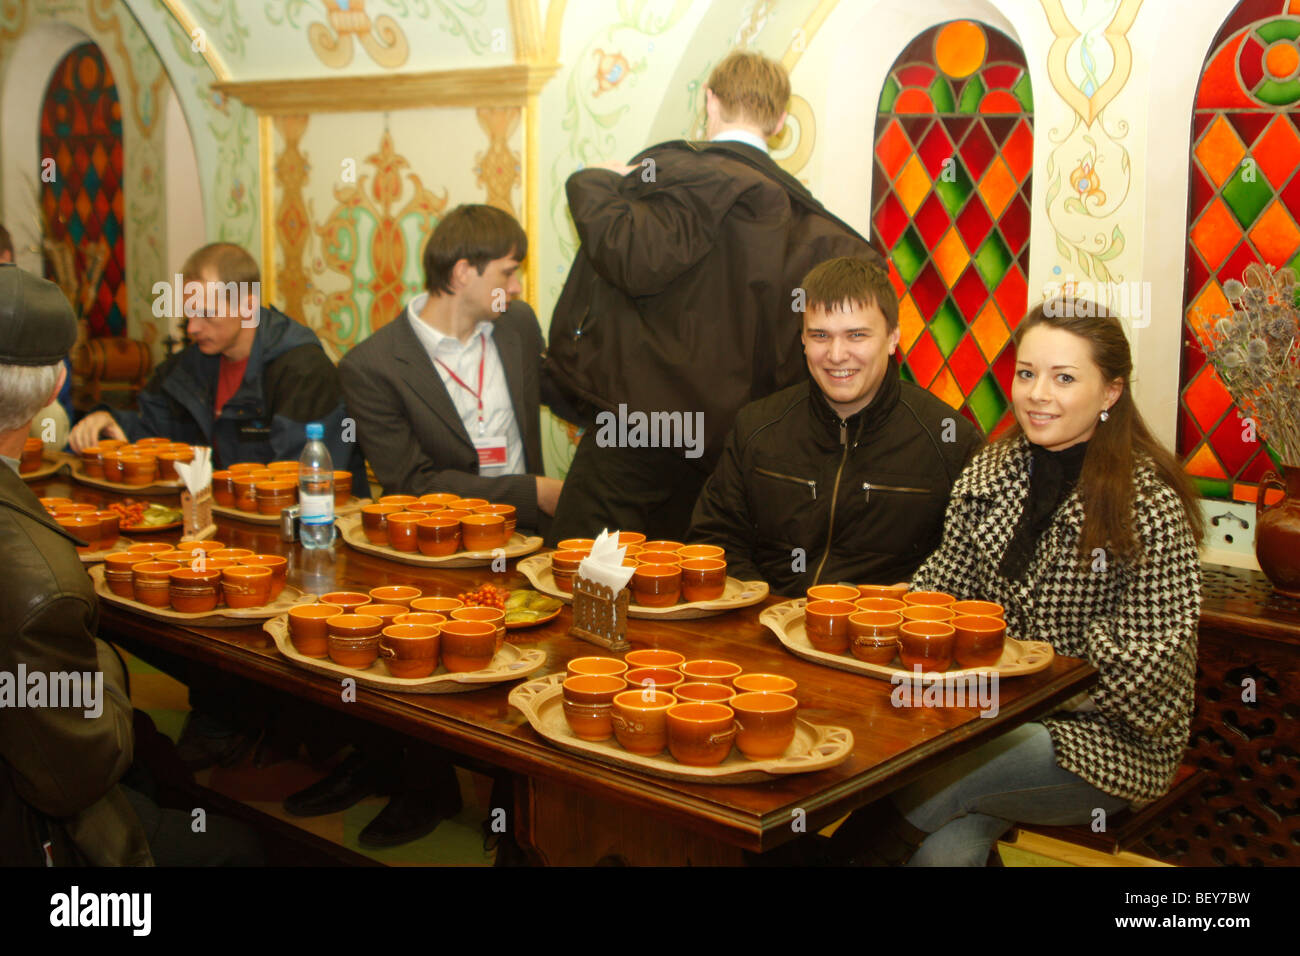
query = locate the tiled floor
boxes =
[123,649,1168,868]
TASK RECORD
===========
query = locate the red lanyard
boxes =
[435,333,486,435]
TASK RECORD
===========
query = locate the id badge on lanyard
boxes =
[437,334,509,475]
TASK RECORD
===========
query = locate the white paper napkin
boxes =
[175,446,213,495]
[576,528,636,593]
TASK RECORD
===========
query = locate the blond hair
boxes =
[706,51,790,136]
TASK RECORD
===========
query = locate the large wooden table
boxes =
[37,475,1098,865]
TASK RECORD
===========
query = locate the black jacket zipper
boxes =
[754,467,817,499]
[811,418,852,585]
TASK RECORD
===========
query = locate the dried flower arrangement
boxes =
[1199,263,1300,467]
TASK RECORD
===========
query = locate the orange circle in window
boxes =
[935,20,987,79]
[78,54,100,89]
[1265,40,1299,79]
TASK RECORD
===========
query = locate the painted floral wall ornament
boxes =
[1068,154,1106,209]
[592,49,630,97]
[309,0,409,69]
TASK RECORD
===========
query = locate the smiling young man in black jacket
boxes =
[688,256,982,597]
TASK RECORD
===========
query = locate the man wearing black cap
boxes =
[0,263,152,864]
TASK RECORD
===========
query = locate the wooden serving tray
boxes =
[759,599,1055,682]
[337,512,541,568]
[69,458,184,495]
[89,564,305,627]
[213,496,371,525]
[264,614,546,693]
[20,451,70,482]
[509,673,853,783]
[517,553,769,620]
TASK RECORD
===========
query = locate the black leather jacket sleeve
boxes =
[687,424,766,584]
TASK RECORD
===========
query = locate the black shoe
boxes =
[823,799,930,866]
[175,715,258,772]
[283,752,381,817]
[357,783,464,849]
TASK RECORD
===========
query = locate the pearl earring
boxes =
[1100,409,1110,422]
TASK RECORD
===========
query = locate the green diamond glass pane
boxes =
[1193,476,1232,499]
[1257,18,1300,42]
[892,225,927,283]
[879,75,900,113]
[930,298,965,357]
[932,162,974,216]
[1013,73,1033,111]
[1221,164,1273,227]
[898,362,916,385]
[1254,78,1300,106]
[973,233,1013,288]
[930,76,956,112]
[967,373,1007,434]
[958,76,985,114]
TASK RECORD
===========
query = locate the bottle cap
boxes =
[305,423,324,440]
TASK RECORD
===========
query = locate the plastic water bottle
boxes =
[299,422,335,549]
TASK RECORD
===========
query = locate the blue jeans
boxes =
[891,722,1130,866]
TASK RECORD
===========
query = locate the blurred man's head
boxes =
[422,205,527,320]
[0,224,13,264]
[799,257,901,419]
[705,51,790,139]
[0,266,75,436]
[179,242,261,358]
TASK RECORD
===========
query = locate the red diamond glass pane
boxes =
[993,268,1028,326]
[948,335,988,394]
[1240,34,1265,91]
[875,120,912,180]
[958,123,997,178]
[1210,411,1261,476]
[911,261,948,318]
[873,190,909,249]
[1002,119,1034,181]
[918,124,955,179]
[999,194,1031,254]
[950,266,988,319]
[982,65,1020,89]
[905,330,944,387]
[914,191,951,247]
[1217,242,1260,287]
[992,340,1017,394]
[955,196,995,251]
[1226,110,1273,146]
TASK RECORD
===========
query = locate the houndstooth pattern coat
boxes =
[910,437,1201,807]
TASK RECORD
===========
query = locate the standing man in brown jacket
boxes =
[547,50,880,543]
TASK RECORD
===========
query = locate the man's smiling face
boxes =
[802,299,900,419]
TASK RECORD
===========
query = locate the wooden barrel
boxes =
[72,336,152,386]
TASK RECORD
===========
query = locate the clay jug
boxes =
[1256,465,1300,598]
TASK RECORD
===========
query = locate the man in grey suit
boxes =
[340,204,563,534]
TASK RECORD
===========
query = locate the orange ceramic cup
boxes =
[21,437,44,472]
[567,656,630,679]
[418,493,461,506]
[408,501,445,516]
[679,557,727,602]
[673,682,736,705]
[731,692,798,760]
[127,541,173,557]
[120,454,159,486]
[631,564,681,607]
[640,540,682,554]
[417,515,461,556]
[898,621,956,673]
[550,549,588,594]
[132,561,180,607]
[393,612,446,628]
[460,514,506,551]
[52,502,98,515]
[623,666,685,695]
[562,674,628,741]
[332,471,352,506]
[410,596,462,615]
[319,591,371,613]
[611,689,677,755]
[623,648,685,670]
[94,511,120,550]
[232,474,261,511]
[104,552,148,598]
[385,512,424,552]
[446,498,488,511]
[56,513,98,553]
[679,659,743,687]
[222,566,272,608]
[379,623,441,679]
[951,615,1007,668]
[255,479,298,516]
[169,568,222,613]
[635,550,681,567]
[288,604,337,657]
[474,504,516,540]
[378,494,418,507]
[156,449,193,481]
[678,544,725,561]
[39,497,72,510]
[176,540,226,555]
[439,620,497,672]
[556,538,595,552]
[211,470,236,507]
[616,531,647,547]
[451,606,505,652]
[857,583,911,600]
[358,604,408,629]
[79,446,104,478]
[369,584,422,607]
[951,600,1005,619]
[327,614,383,669]
[667,702,736,766]
[241,554,288,599]
[361,503,404,546]
[850,608,903,640]
[733,673,798,695]
[807,584,861,603]
[854,597,907,614]
[101,448,126,482]
[227,462,262,475]
[901,604,956,624]
[851,636,900,665]
[804,599,858,653]
[96,438,127,453]
[267,460,299,474]
[209,548,254,562]
[134,437,170,448]
[903,590,956,608]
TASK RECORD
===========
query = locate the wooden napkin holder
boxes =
[181,485,218,542]
[570,573,630,651]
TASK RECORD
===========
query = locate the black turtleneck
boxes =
[998,440,1089,581]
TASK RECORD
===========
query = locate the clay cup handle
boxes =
[708,726,737,748]
[378,644,395,659]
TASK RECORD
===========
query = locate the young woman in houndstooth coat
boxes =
[829,297,1205,866]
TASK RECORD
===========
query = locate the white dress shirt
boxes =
[405,294,525,477]
[711,129,770,154]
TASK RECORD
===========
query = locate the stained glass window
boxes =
[1182,0,1300,500]
[39,43,125,337]
[873,19,1033,438]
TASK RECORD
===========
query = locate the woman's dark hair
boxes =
[423,205,526,296]
[1002,297,1205,561]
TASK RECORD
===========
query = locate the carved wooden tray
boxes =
[509,673,853,783]
[213,496,370,525]
[517,553,769,620]
[338,512,541,567]
[759,599,1055,682]
[19,451,70,482]
[264,614,546,693]
[69,458,184,495]
[89,563,305,627]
